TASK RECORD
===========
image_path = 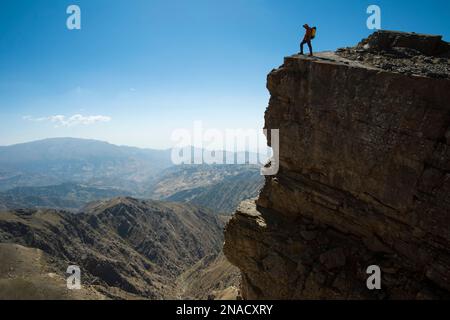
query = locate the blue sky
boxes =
[0,0,449,149]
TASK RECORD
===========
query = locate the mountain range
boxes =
[0,183,132,211]
[0,138,173,193]
[0,197,239,299]
[0,137,267,299]
[0,138,264,214]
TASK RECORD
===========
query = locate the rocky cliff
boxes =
[224,31,450,300]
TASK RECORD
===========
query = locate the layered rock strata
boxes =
[224,31,450,300]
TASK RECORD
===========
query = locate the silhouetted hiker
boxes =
[300,24,316,56]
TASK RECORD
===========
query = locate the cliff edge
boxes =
[224,31,450,300]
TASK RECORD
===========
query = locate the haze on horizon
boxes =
[1,0,449,149]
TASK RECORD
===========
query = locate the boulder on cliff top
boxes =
[357,30,449,56]
[337,30,450,78]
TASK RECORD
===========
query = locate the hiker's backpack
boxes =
[311,27,317,39]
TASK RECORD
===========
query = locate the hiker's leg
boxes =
[300,40,305,54]
[308,41,313,56]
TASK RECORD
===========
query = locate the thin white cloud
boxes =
[23,114,112,127]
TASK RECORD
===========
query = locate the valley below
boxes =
[0,198,241,300]
[0,138,261,300]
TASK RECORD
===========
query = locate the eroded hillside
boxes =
[0,197,238,299]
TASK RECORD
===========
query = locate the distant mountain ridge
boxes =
[0,182,132,211]
[0,138,173,192]
[0,138,265,214]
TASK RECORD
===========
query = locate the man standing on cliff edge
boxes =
[300,24,316,56]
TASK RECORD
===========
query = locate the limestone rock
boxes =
[224,31,450,300]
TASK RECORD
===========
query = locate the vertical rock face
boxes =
[224,31,450,300]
